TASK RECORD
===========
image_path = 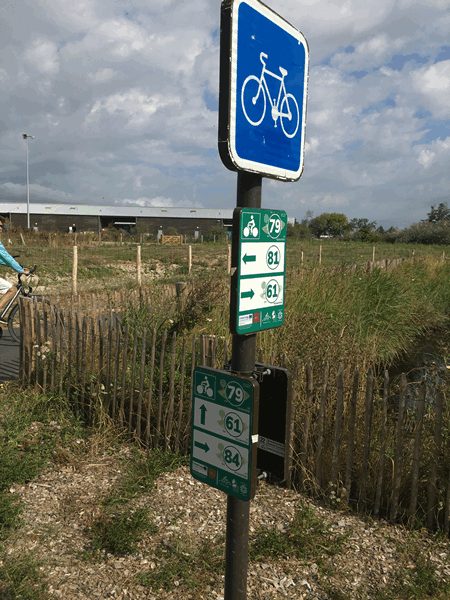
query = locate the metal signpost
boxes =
[190,0,308,598]
[230,207,287,335]
[190,366,259,501]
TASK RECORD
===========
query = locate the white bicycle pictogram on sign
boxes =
[241,52,300,139]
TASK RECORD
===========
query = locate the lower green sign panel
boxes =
[190,366,259,501]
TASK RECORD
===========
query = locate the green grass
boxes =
[374,555,450,600]
[87,506,157,556]
[136,536,225,593]
[249,502,348,563]
[102,447,188,506]
[286,238,448,270]
[0,551,49,600]
[0,385,88,539]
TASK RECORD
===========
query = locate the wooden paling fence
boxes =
[19,296,450,534]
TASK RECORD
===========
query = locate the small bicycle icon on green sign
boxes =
[197,376,214,397]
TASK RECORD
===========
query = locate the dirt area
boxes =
[3,440,450,600]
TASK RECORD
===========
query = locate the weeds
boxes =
[103,447,188,506]
[0,550,49,600]
[0,385,87,539]
[137,536,225,593]
[87,506,157,556]
[249,503,348,563]
[375,555,450,599]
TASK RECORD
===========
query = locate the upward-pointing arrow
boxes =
[199,404,207,425]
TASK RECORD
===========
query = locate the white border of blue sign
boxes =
[228,0,309,181]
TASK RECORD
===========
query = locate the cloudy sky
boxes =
[1,0,449,229]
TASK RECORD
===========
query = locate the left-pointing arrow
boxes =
[243,253,256,264]
[194,441,210,453]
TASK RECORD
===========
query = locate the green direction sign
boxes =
[190,366,259,501]
[230,207,287,335]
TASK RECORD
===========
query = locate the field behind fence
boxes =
[1,230,450,296]
[18,291,450,536]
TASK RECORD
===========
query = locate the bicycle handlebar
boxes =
[18,265,37,281]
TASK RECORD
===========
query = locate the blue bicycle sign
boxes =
[218,0,309,181]
[241,52,299,138]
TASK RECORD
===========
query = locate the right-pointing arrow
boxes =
[194,441,210,453]
[241,289,255,300]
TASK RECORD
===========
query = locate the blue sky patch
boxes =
[435,45,450,63]
[203,90,217,112]
[414,107,432,120]
[349,70,368,79]
[414,120,450,145]
[386,53,429,71]
[361,96,396,115]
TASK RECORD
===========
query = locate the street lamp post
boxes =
[22,133,35,229]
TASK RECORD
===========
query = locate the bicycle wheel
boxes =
[280,93,300,139]
[8,297,51,344]
[241,75,266,126]
[7,304,21,343]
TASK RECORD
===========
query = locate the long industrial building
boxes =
[0,203,234,235]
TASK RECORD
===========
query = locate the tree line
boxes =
[288,202,450,245]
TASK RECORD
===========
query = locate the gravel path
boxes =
[3,442,450,600]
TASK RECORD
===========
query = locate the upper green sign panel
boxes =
[230,207,287,335]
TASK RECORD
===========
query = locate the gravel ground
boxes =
[3,438,450,600]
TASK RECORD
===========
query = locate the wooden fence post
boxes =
[344,368,359,507]
[165,332,177,449]
[185,334,197,453]
[330,363,344,494]
[119,325,130,426]
[155,330,167,448]
[72,246,78,296]
[390,373,407,522]
[300,359,313,491]
[137,245,142,287]
[319,245,322,265]
[358,368,374,512]
[374,371,389,517]
[409,378,426,519]
[188,245,192,276]
[128,328,138,433]
[227,244,232,275]
[136,329,147,440]
[427,387,444,529]
[145,329,157,446]
[174,334,187,453]
[315,361,329,488]
[372,246,375,263]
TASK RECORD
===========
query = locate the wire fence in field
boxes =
[18,292,450,536]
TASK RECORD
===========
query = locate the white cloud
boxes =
[411,60,450,118]
[24,38,60,75]
[122,196,204,208]
[84,89,180,127]
[1,0,450,229]
[88,68,117,83]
